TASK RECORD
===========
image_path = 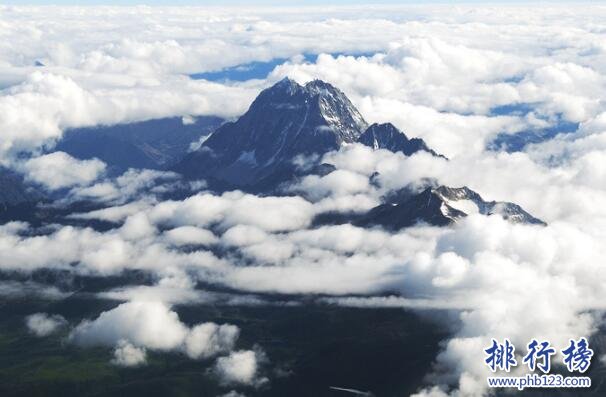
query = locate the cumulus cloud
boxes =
[68,168,182,205]
[119,212,156,240]
[149,191,314,232]
[213,350,266,386]
[217,391,247,397]
[292,169,371,201]
[111,340,147,367]
[163,226,219,247]
[69,301,240,363]
[70,301,189,350]
[22,151,106,190]
[220,225,269,247]
[25,313,67,337]
[185,323,240,360]
[0,217,229,276]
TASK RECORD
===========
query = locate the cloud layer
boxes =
[1,4,606,397]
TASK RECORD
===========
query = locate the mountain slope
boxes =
[357,183,545,230]
[56,116,223,172]
[357,123,442,157]
[358,187,465,229]
[174,78,368,188]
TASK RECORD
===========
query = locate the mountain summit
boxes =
[174,78,438,190]
[174,78,367,188]
[358,122,441,157]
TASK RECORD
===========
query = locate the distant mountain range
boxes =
[1,78,544,229]
[312,178,544,230]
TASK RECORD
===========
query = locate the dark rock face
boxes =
[173,78,368,188]
[56,116,223,172]
[0,167,43,223]
[357,123,442,157]
[356,183,545,230]
[0,167,39,207]
[357,187,465,230]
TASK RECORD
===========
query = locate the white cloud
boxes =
[410,387,449,397]
[163,226,218,247]
[119,212,157,240]
[69,200,154,223]
[68,169,181,204]
[221,225,269,247]
[213,350,265,386]
[98,282,297,308]
[69,301,240,364]
[70,301,189,350]
[293,169,370,201]
[22,151,106,190]
[0,71,257,162]
[150,192,314,232]
[25,313,67,337]
[111,340,147,367]
[0,280,68,300]
[100,284,208,306]
[185,323,239,360]
[217,391,247,397]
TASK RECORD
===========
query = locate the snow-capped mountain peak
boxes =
[174,78,369,188]
[173,78,442,191]
[356,182,545,230]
